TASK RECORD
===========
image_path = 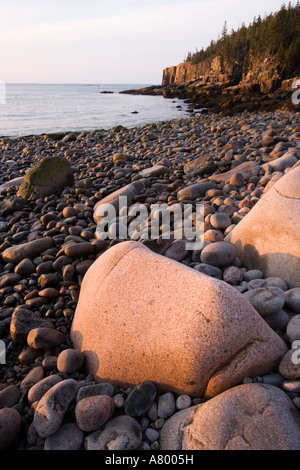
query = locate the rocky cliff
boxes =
[161,55,299,115]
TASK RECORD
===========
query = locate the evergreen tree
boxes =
[183,2,300,78]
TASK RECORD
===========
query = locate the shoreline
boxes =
[0,109,299,450]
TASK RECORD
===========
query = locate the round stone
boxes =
[62,206,79,218]
[14,258,35,275]
[279,349,300,380]
[176,394,192,410]
[28,374,62,405]
[76,383,115,402]
[85,415,142,451]
[200,241,236,267]
[285,289,300,314]
[0,408,21,450]
[44,423,84,450]
[223,266,244,285]
[27,328,65,349]
[75,395,115,432]
[265,277,289,292]
[34,379,78,438]
[210,213,232,231]
[264,309,290,332]
[243,286,286,317]
[57,348,85,374]
[286,315,300,343]
[20,366,45,393]
[157,392,176,419]
[124,381,157,417]
[0,385,21,408]
[243,270,264,282]
[201,229,224,242]
[230,172,244,187]
[144,428,159,443]
[193,263,222,280]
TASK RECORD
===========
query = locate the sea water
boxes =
[0,83,189,138]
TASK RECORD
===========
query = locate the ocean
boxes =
[0,83,189,138]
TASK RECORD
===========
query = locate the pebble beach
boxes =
[0,109,300,451]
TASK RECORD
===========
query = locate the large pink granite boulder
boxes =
[70,241,287,398]
[160,383,300,450]
[226,165,300,288]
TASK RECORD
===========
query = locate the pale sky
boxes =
[0,0,294,84]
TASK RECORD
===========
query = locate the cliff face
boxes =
[162,55,282,94]
[162,57,239,87]
[161,55,299,114]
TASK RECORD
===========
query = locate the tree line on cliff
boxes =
[184,2,300,79]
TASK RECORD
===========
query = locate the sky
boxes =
[0,0,296,84]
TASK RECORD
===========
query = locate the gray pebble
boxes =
[124,381,157,417]
[285,288,300,314]
[44,423,84,450]
[200,241,236,267]
[158,392,176,419]
[223,266,244,285]
[145,428,160,443]
[20,366,44,393]
[34,379,78,438]
[85,415,142,451]
[0,408,21,450]
[210,213,232,230]
[176,394,192,410]
[193,263,222,280]
[243,269,263,282]
[265,277,289,291]
[264,309,290,331]
[57,348,85,374]
[147,402,158,421]
[243,286,286,317]
[28,374,62,405]
[75,383,115,402]
[279,349,300,380]
[0,385,20,408]
[233,281,248,293]
[113,393,124,408]
[262,373,285,387]
[286,315,300,343]
[154,418,165,429]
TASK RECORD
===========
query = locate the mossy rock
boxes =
[46,132,66,141]
[17,156,74,201]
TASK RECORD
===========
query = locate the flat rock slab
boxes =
[139,165,171,177]
[160,383,300,450]
[71,241,287,398]
[2,237,53,264]
[177,182,215,200]
[209,161,260,183]
[0,176,25,192]
[93,181,145,224]
[226,166,300,288]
